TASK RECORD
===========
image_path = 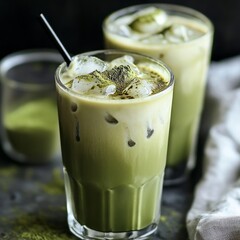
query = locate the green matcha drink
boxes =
[103,4,213,183]
[55,50,174,239]
[0,50,61,163]
[4,98,59,161]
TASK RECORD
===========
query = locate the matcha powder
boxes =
[4,98,59,159]
[1,212,76,240]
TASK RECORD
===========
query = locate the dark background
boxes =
[0,0,239,61]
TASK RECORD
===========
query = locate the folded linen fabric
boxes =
[186,56,240,240]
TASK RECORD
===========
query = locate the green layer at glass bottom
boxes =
[64,169,163,232]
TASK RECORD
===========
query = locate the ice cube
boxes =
[108,15,134,37]
[129,7,167,34]
[110,55,134,65]
[61,56,108,84]
[72,76,97,93]
[119,25,132,37]
[72,55,108,75]
[108,55,140,75]
[165,24,189,43]
[141,34,167,44]
[71,71,116,96]
[104,65,138,93]
[105,84,116,96]
[123,78,155,98]
[114,15,134,28]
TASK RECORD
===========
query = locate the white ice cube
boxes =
[110,55,134,66]
[108,55,139,74]
[72,55,108,75]
[71,77,97,94]
[141,34,167,44]
[71,75,116,96]
[130,7,167,34]
[123,78,154,98]
[61,56,108,84]
[165,24,189,43]
[104,84,116,96]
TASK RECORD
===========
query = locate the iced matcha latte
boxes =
[103,4,213,183]
[55,50,174,239]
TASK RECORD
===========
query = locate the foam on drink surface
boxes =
[61,55,169,99]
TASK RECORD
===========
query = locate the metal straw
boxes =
[39,13,72,66]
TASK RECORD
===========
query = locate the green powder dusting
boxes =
[159,208,183,234]
[4,98,59,160]
[0,207,74,240]
[0,166,17,177]
[13,213,74,240]
[160,215,167,223]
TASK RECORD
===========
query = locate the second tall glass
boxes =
[103,4,213,184]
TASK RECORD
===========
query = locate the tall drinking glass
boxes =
[103,4,213,184]
[55,50,174,239]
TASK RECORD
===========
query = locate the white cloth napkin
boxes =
[186,56,240,240]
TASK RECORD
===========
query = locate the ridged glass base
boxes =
[68,213,158,240]
[63,167,162,239]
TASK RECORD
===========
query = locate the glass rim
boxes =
[0,49,63,91]
[103,3,213,44]
[55,49,174,105]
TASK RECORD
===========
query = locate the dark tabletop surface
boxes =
[0,146,195,240]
